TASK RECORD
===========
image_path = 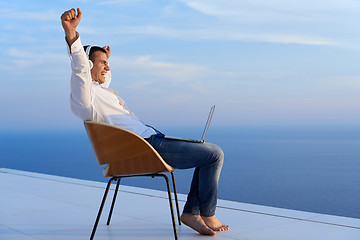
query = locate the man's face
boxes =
[91,51,110,84]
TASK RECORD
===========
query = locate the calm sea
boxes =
[1,125,359,219]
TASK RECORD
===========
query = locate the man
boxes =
[61,8,229,235]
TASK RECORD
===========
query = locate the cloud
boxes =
[110,54,208,82]
[179,0,360,21]
[105,54,245,101]
[77,2,341,46]
[82,24,336,46]
[126,80,154,90]
[4,47,68,82]
[0,8,58,22]
[174,0,358,46]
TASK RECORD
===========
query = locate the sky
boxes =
[1,0,360,129]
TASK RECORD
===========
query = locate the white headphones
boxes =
[85,45,93,69]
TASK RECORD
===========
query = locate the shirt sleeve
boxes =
[67,33,94,120]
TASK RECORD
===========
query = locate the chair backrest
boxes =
[84,121,173,177]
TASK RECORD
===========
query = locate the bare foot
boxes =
[201,215,229,232]
[181,213,215,235]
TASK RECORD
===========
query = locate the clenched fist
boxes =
[61,8,82,46]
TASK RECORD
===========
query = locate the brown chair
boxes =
[84,120,181,240]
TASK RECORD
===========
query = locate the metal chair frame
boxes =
[90,172,181,240]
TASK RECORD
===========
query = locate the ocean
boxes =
[1,125,359,219]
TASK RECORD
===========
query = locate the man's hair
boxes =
[83,45,107,61]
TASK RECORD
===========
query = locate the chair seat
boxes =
[84,120,174,177]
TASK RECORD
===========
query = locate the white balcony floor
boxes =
[0,168,359,240]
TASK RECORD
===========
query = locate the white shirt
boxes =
[67,34,156,138]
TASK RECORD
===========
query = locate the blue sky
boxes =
[1,0,360,129]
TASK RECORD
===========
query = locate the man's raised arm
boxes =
[61,8,93,121]
[61,8,82,47]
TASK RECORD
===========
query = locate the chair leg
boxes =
[170,172,181,225]
[157,174,178,240]
[107,178,121,225]
[90,177,116,240]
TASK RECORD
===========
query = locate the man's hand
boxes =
[103,46,111,59]
[61,8,82,46]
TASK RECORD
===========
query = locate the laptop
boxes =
[165,105,216,143]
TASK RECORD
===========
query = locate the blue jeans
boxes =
[146,134,224,217]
